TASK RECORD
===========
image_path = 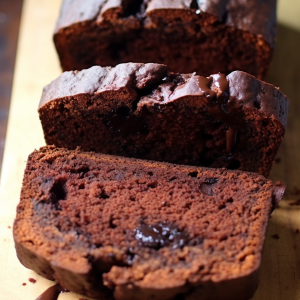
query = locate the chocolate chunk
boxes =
[134,222,190,249]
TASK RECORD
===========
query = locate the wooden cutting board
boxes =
[0,0,299,299]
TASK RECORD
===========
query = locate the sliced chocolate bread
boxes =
[14,146,285,300]
[38,63,289,177]
[54,0,276,79]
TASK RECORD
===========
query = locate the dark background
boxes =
[0,0,23,177]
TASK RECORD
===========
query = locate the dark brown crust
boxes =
[39,65,289,128]
[39,63,169,108]
[14,146,284,300]
[54,0,106,31]
[55,0,276,47]
[226,71,288,128]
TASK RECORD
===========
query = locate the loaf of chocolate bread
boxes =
[54,0,276,79]
[39,63,289,177]
[14,146,285,300]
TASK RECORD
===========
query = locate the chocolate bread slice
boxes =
[54,0,276,79]
[14,146,285,300]
[38,63,289,177]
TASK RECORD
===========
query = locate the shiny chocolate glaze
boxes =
[184,73,245,152]
[208,73,246,152]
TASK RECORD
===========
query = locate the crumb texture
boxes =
[14,146,283,300]
[39,64,289,177]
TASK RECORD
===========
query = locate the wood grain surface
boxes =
[0,0,299,299]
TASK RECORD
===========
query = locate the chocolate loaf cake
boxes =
[14,146,285,300]
[39,63,289,177]
[54,0,277,79]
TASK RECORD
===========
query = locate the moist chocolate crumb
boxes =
[39,64,289,178]
[13,146,285,300]
[275,157,281,163]
[271,234,280,239]
[7,226,11,229]
[22,283,26,286]
[28,278,36,283]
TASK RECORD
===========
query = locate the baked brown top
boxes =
[39,63,289,128]
[55,0,276,47]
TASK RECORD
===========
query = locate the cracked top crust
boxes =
[55,0,277,47]
[39,63,289,128]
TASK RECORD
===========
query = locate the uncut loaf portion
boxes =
[54,0,276,79]
[14,146,285,300]
[39,63,289,177]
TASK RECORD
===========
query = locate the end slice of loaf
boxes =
[14,146,285,300]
